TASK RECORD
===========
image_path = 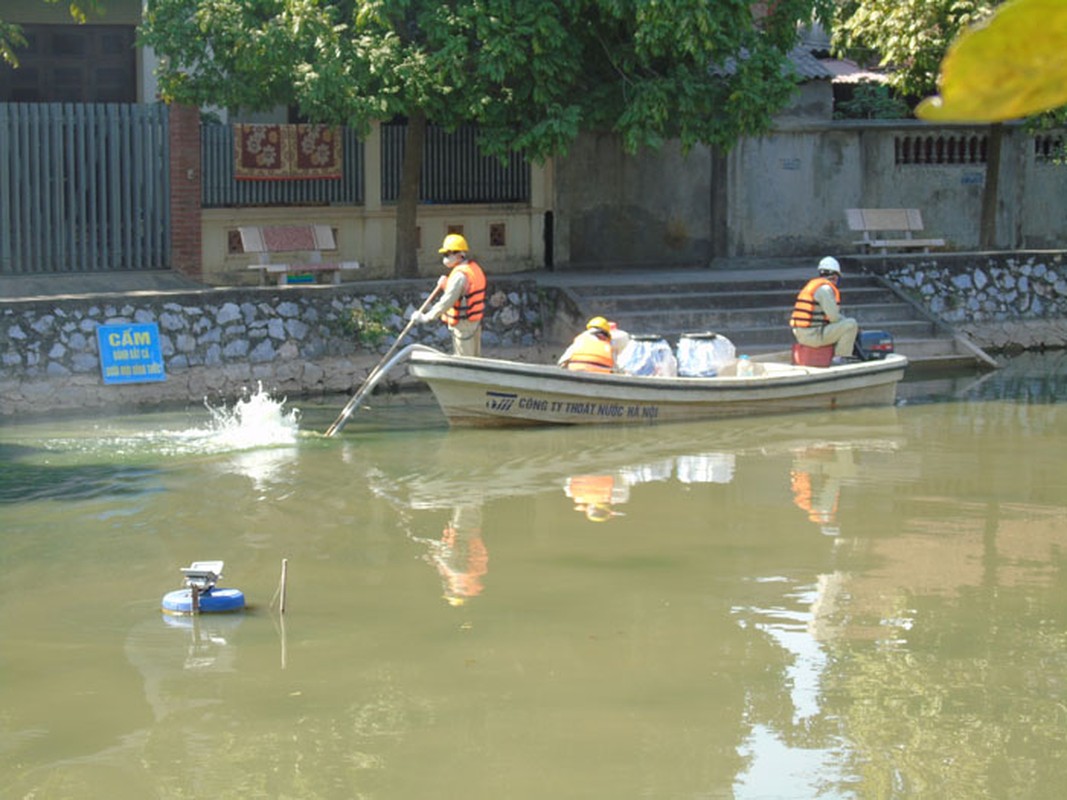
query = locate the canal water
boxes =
[3,353,1067,799]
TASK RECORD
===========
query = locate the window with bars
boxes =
[894,134,988,165]
[1034,135,1067,164]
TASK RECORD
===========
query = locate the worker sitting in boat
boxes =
[607,320,631,362]
[789,256,859,366]
[558,316,616,373]
[411,233,487,357]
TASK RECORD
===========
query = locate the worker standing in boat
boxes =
[411,233,487,356]
[790,256,859,365]
[558,316,616,373]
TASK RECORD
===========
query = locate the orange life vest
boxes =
[566,474,616,506]
[790,469,837,524]
[564,330,614,373]
[790,277,840,328]
[444,260,486,326]
[439,526,488,599]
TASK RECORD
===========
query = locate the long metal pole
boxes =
[324,285,441,437]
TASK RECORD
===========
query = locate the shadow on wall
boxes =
[570,206,711,268]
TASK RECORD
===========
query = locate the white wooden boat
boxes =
[406,347,908,427]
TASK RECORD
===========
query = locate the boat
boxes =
[405,346,908,427]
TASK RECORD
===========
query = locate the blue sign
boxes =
[96,323,167,384]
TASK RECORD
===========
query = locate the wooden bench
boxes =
[238,225,360,286]
[845,208,945,254]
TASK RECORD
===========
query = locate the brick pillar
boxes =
[168,103,202,280]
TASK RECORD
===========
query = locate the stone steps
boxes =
[559,268,995,368]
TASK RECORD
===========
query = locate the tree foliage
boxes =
[917,0,1067,122]
[141,0,828,159]
[832,0,996,98]
[141,0,829,274]
[834,82,909,120]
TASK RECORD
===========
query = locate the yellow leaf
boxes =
[917,0,1067,122]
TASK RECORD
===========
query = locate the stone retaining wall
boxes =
[876,252,1067,352]
[5,255,1067,418]
[0,280,558,417]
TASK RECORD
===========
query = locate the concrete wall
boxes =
[204,205,550,286]
[552,120,1067,268]
[0,280,560,417]
[724,122,1067,258]
[2,0,140,25]
[201,121,554,285]
[553,132,713,270]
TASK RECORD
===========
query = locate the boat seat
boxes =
[792,343,834,367]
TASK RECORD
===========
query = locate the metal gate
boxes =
[0,102,170,275]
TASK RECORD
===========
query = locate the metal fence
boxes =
[201,122,528,206]
[381,122,530,203]
[201,124,365,207]
[0,109,533,276]
[0,102,170,275]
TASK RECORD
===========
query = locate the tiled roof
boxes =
[711,44,889,85]
[788,45,833,81]
[817,58,890,84]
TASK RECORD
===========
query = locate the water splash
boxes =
[23,383,303,461]
[199,383,301,452]
[2,385,304,501]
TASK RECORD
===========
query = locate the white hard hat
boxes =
[818,256,842,275]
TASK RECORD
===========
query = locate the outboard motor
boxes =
[853,330,895,361]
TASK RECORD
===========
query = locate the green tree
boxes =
[833,0,995,99]
[1,1,103,66]
[834,82,908,120]
[141,0,830,277]
[916,0,1067,123]
[832,1,1010,249]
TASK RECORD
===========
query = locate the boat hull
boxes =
[407,350,908,427]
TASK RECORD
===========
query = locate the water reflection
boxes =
[365,415,905,614]
[5,356,1067,798]
[0,455,163,504]
[790,444,853,535]
[565,473,629,521]
[413,504,489,606]
[565,453,736,522]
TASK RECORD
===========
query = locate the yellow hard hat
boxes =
[586,316,610,333]
[439,233,469,253]
[585,504,613,522]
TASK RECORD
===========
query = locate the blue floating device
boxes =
[162,587,245,614]
[162,560,245,614]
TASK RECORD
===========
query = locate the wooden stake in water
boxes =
[279,558,288,614]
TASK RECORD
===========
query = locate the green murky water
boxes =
[3,353,1067,798]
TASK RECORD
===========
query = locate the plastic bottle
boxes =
[736,354,754,378]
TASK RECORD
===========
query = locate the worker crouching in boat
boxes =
[558,316,616,373]
[790,256,859,365]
